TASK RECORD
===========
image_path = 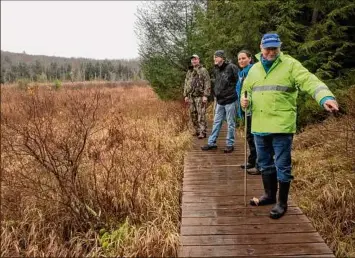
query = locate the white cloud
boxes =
[1,1,141,59]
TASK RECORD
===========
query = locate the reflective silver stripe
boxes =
[313,85,329,98]
[252,85,295,92]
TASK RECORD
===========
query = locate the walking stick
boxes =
[244,91,248,207]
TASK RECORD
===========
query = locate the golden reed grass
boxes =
[292,86,355,257]
[1,82,190,257]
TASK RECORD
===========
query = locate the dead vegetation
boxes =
[1,83,190,257]
[292,86,355,257]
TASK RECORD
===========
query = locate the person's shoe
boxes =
[201,144,217,151]
[223,146,234,153]
[197,133,206,139]
[250,173,277,206]
[247,168,261,175]
[270,181,290,219]
[240,163,255,169]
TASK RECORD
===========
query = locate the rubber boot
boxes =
[250,172,277,206]
[270,181,290,219]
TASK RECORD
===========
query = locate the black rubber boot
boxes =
[240,163,255,169]
[270,181,290,219]
[250,172,277,206]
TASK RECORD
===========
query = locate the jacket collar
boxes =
[215,61,228,70]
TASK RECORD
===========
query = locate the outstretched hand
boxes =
[323,100,339,113]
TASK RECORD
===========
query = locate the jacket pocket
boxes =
[273,93,296,111]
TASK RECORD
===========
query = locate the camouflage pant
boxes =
[188,97,207,134]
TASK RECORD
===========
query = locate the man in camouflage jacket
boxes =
[184,54,211,139]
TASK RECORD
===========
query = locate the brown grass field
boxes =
[1,82,354,257]
[1,82,191,257]
[292,86,355,257]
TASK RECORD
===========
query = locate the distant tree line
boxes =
[0,51,143,83]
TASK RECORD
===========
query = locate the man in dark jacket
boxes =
[201,50,239,153]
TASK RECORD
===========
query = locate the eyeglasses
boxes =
[264,47,278,51]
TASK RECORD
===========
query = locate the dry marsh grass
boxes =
[292,86,355,257]
[1,83,190,257]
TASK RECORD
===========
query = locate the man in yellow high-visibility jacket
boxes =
[241,33,339,219]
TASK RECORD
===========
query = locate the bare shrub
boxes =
[1,85,190,256]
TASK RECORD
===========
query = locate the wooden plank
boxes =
[183,168,251,173]
[182,179,261,185]
[181,196,252,204]
[183,174,254,180]
[182,174,260,181]
[185,152,245,156]
[183,184,261,191]
[181,195,296,204]
[179,243,333,257]
[185,156,243,161]
[182,206,303,218]
[190,142,245,146]
[184,164,245,168]
[183,184,262,191]
[186,153,244,157]
[180,222,315,235]
[184,163,244,168]
[182,191,265,197]
[183,184,263,191]
[181,215,310,226]
[185,157,242,161]
[179,121,334,257]
[181,202,296,210]
[180,232,324,245]
[182,178,260,183]
[282,255,334,258]
[182,180,261,186]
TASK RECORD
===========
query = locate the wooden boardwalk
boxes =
[179,125,334,257]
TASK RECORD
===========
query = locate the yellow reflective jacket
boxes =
[241,52,335,133]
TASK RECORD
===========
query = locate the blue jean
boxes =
[208,101,237,147]
[254,134,294,182]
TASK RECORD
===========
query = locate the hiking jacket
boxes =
[213,61,239,105]
[241,52,335,133]
[183,65,211,98]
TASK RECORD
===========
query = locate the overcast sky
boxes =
[1,1,141,60]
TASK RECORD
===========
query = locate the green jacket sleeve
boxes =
[202,68,211,97]
[291,59,335,104]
